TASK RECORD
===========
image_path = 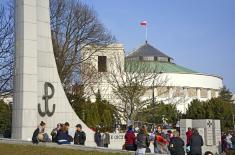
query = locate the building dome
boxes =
[126,42,173,63]
[125,42,197,74]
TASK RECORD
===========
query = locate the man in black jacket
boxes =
[168,131,185,155]
[74,124,86,145]
[94,129,102,147]
[189,129,204,155]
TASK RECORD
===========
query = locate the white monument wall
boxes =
[12,0,95,146]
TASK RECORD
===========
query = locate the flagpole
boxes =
[145,25,148,43]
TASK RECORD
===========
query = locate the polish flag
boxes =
[140,20,147,26]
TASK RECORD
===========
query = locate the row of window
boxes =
[145,87,218,99]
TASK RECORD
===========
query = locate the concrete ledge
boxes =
[0,138,158,155]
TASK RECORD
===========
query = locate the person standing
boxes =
[74,124,86,145]
[102,132,110,148]
[94,129,102,147]
[136,125,149,155]
[186,127,193,154]
[154,125,168,154]
[226,132,233,149]
[125,125,136,151]
[186,127,193,146]
[231,133,235,149]
[189,129,204,155]
[168,131,185,155]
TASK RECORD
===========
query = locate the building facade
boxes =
[81,43,223,112]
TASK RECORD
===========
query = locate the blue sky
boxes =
[2,0,234,92]
[81,0,235,92]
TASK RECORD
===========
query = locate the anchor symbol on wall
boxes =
[38,82,56,117]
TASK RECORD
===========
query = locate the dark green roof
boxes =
[125,60,197,74]
[126,43,172,59]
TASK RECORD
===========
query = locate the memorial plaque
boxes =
[213,120,221,145]
[205,119,213,145]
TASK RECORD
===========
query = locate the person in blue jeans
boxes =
[153,125,168,154]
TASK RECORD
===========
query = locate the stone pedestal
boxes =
[180,119,221,154]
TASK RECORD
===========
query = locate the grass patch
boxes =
[0,143,130,155]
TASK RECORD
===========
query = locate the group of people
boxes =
[32,121,86,145]
[32,121,215,155]
[124,125,185,155]
[94,129,110,147]
[221,132,235,153]
[124,125,212,155]
[32,121,111,148]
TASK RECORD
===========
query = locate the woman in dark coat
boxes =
[94,129,102,147]
[168,131,185,155]
[189,129,204,155]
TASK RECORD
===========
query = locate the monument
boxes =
[12,0,95,146]
[180,119,221,154]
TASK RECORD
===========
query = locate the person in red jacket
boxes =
[125,125,136,151]
[186,127,193,146]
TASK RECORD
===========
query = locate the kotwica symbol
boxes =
[38,82,55,117]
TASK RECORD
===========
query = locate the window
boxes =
[98,56,107,72]
[188,88,197,97]
[201,89,207,98]
[157,57,168,62]
[143,56,154,61]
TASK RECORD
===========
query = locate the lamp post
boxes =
[233,114,235,131]
[152,80,155,105]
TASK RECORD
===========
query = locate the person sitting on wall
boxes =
[51,123,62,142]
[74,124,86,145]
[64,122,70,134]
[56,124,73,145]
[32,121,51,144]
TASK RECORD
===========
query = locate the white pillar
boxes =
[12,0,38,140]
[207,89,211,99]
[169,87,173,98]
[183,87,188,98]
[215,91,219,98]
[197,88,201,99]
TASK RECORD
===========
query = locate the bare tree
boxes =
[0,4,14,97]
[105,55,169,123]
[50,0,115,92]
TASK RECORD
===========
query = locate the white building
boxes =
[81,42,223,112]
[232,94,235,104]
